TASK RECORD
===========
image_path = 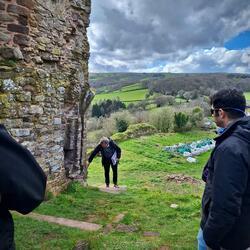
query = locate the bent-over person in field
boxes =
[87,137,121,188]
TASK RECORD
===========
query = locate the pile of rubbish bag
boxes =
[164,139,215,163]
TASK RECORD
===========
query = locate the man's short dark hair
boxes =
[210,88,246,119]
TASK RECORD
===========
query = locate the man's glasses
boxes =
[210,108,219,115]
[210,107,246,116]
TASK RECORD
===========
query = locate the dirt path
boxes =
[90,185,127,194]
[23,213,102,231]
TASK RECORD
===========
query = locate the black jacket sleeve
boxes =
[203,144,248,249]
[88,144,102,163]
[0,125,46,214]
[111,140,121,159]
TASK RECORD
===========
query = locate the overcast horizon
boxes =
[88,0,250,74]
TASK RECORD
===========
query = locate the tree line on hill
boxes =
[143,74,250,97]
[90,73,250,95]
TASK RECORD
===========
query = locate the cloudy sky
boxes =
[88,0,250,73]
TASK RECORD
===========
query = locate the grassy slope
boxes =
[15,130,214,250]
[245,92,250,101]
[94,83,149,104]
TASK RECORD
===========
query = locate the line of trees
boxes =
[92,99,126,118]
[147,74,250,96]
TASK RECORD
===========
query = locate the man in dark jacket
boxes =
[87,137,121,188]
[198,88,250,250]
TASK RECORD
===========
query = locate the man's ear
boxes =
[219,109,226,118]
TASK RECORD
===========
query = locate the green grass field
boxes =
[94,83,149,104]
[245,92,250,101]
[15,130,214,249]
[95,87,250,107]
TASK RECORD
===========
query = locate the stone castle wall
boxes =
[0,0,93,194]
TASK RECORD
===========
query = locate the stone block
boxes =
[71,0,91,13]
[7,23,29,34]
[21,141,34,149]
[16,91,31,102]
[57,87,65,95]
[16,0,34,9]
[0,94,10,109]
[36,37,51,44]
[0,32,12,43]
[0,1,5,10]
[53,117,62,125]
[34,95,45,102]
[7,4,29,16]
[29,105,43,114]
[41,52,60,62]
[2,79,16,91]
[3,118,23,128]
[52,48,61,56]
[17,15,28,26]
[17,76,36,87]
[10,128,31,137]
[37,44,46,51]
[0,47,23,60]
[34,56,43,64]
[51,145,62,152]
[13,34,30,46]
[0,13,14,22]
[51,164,61,172]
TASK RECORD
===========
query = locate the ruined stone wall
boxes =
[0,0,93,194]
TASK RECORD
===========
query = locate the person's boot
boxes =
[106,184,109,188]
[114,184,119,189]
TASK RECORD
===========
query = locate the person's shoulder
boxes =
[216,135,248,156]
[109,138,115,145]
[94,144,102,150]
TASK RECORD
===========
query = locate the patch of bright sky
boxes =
[225,30,250,50]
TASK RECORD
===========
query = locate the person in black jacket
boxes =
[198,88,250,250]
[87,137,121,188]
[0,208,15,250]
[0,125,46,250]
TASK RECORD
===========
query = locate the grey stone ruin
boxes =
[0,0,94,194]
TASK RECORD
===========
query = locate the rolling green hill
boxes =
[94,84,250,105]
[91,73,250,107]
[93,83,149,104]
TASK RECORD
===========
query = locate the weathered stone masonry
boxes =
[0,0,94,194]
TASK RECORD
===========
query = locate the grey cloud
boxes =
[88,0,250,72]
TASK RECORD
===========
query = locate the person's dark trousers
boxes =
[0,208,15,250]
[103,161,118,186]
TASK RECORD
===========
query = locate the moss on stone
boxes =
[0,93,9,102]
[52,48,61,56]
[0,59,17,68]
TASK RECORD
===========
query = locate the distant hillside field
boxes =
[90,73,250,93]
[93,83,149,104]
[94,88,250,106]
[90,73,250,107]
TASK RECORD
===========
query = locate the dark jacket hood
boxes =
[215,116,250,144]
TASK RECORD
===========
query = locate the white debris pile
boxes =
[164,139,215,163]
